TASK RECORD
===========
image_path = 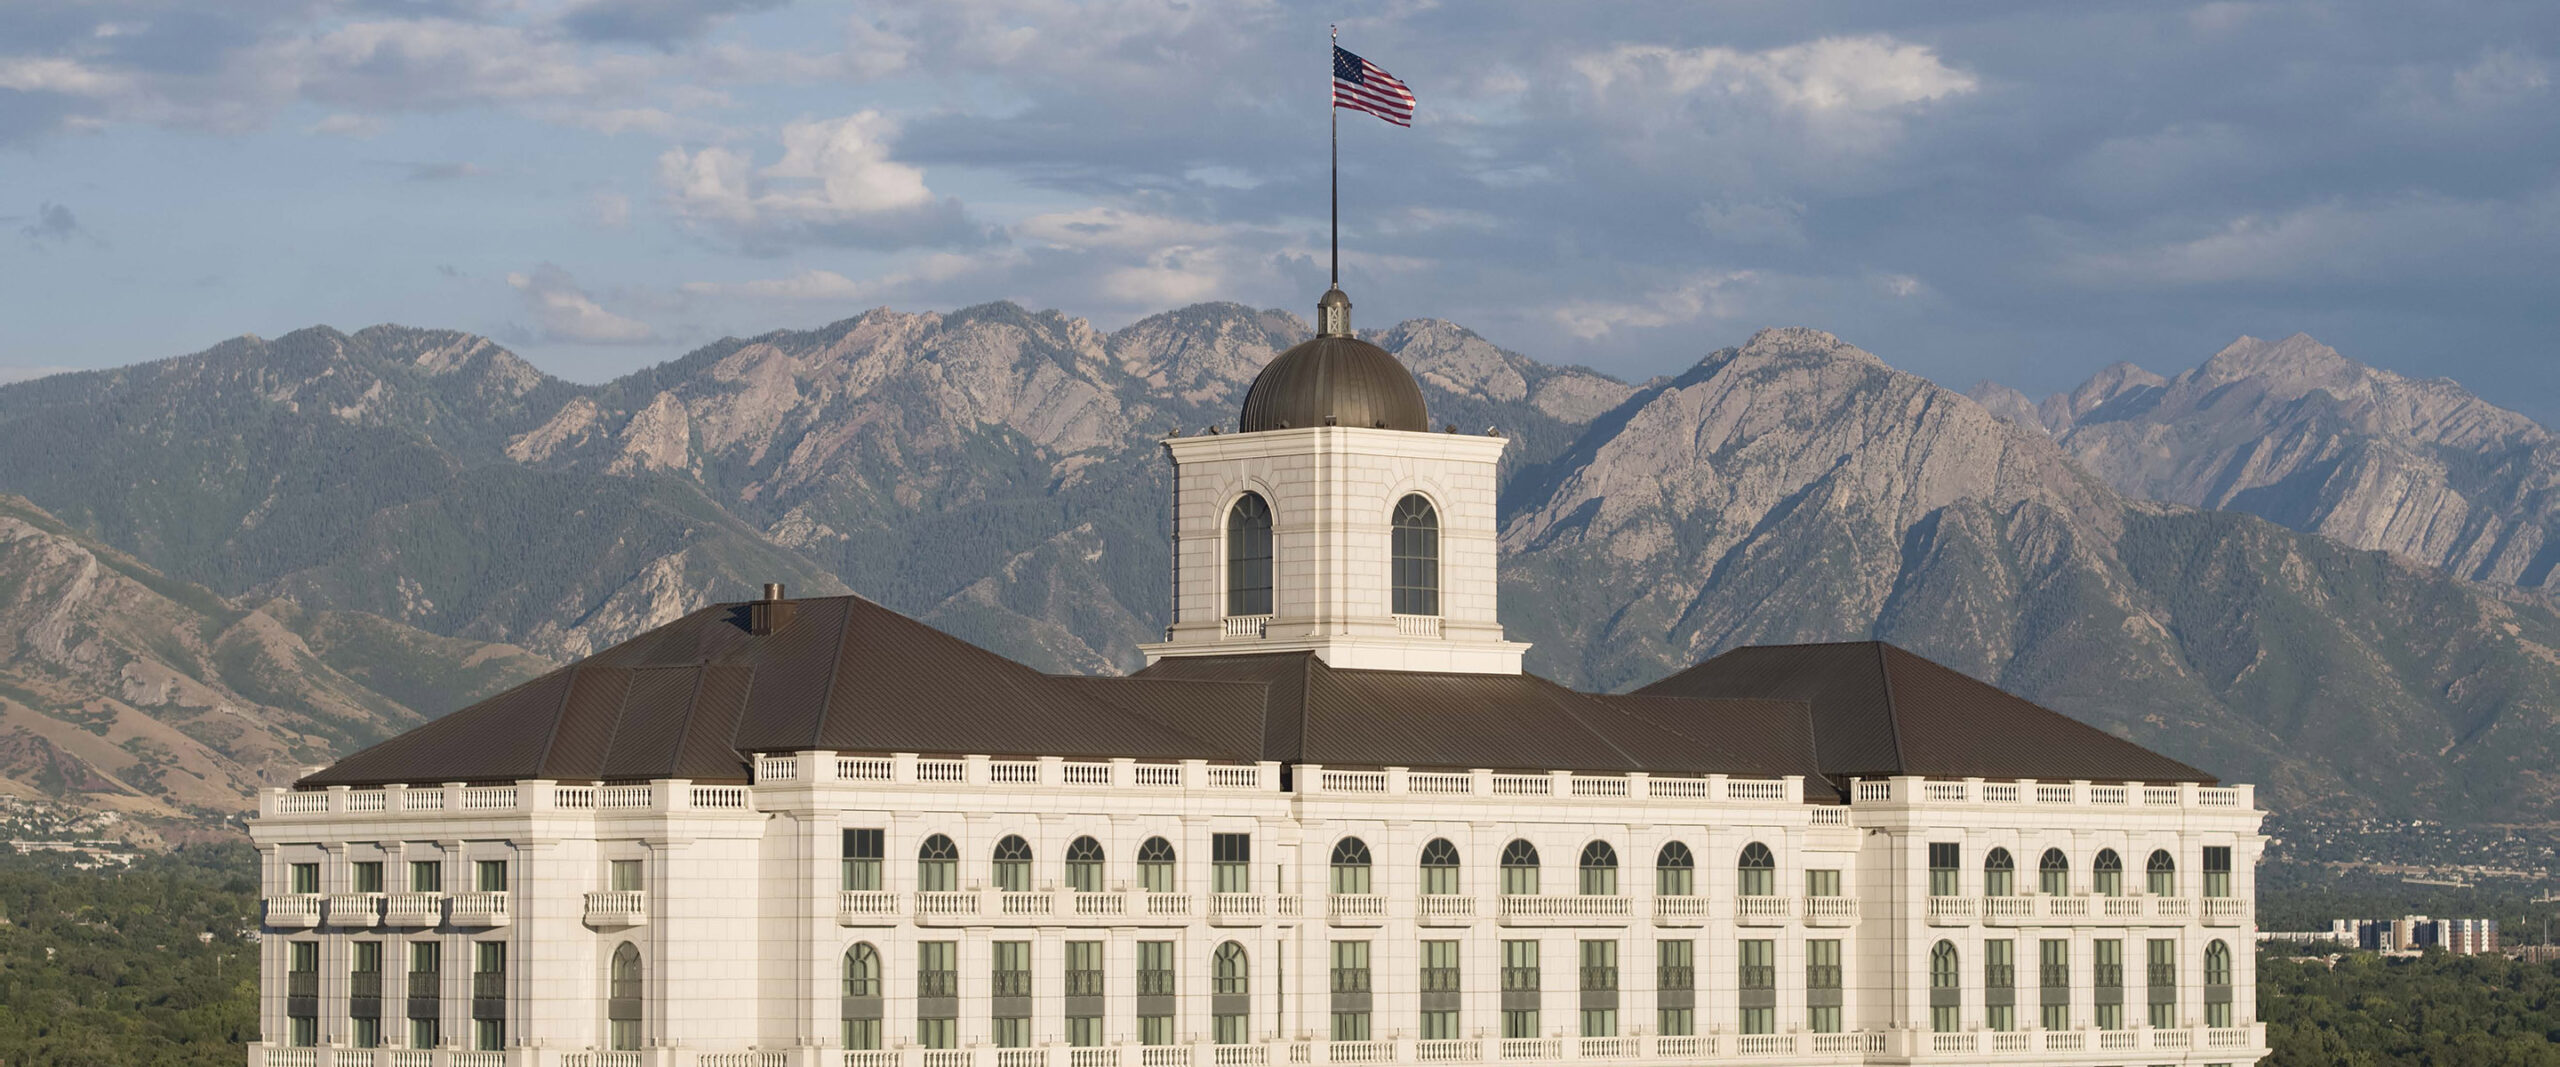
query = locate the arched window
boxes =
[1737,843,1776,897]
[1065,836,1105,893]
[1213,942,1251,1044]
[1391,495,1440,616]
[2146,850,2176,897]
[917,834,958,892]
[993,835,1034,892]
[1500,840,1540,896]
[842,943,882,1050]
[2039,848,2070,896]
[1656,842,1696,897]
[1330,838,1374,895]
[1420,839,1461,895]
[1138,837,1177,894]
[1227,494,1274,616]
[1579,841,1620,896]
[1984,848,2015,897]
[1930,941,1960,1033]
[608,942,643,1050]
[2204,940,2234,1027]
[2093,849,2123,897]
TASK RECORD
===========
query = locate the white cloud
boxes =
[508,264,658,343]
[1552,270,1761,339]
[1575,36,1978,116]
[2063,191,2560,287]
[0,56,137,97]
[2453,47,2551,106]
[659,111,975,250]
[678,253,997,303]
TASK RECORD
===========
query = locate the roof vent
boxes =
[750,583,793,635]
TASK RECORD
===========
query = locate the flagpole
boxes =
[1330,24,1339,288]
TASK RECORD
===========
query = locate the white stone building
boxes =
[248,288,2269,1067]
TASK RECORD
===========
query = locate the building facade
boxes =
[248,289,2270,1067]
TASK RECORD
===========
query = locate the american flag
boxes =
[1333,45,1415,127]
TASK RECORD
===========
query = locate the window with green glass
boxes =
[1805,869,1841,897]
[1066,837,1105,893]
[290,862,320,895]
[1213,833,1251,892]
[1139,837,1177,893]
[992,940,1032,997]
[1928,843,1960,897]
[1421,839,1461,895]
[1500,840,1539,895]
[1066,940,1103,996]
[1655,842,1694,896]
[841,829,882,891]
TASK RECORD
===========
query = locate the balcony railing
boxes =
[264,894,323,928]
[1802,896,1859,925]
[448,891,510,927]
[1417,895,1475,925]
[839,890,900,924]
[1222,615,1270,638]
[316,893,383,928]
[2203,897,2249,925]
[1849,776,2255,813]
[584,890,647,927]
[382,892,444,927]
[1650,895,1708,926]
[1328,894,1388,925]
[1733,895,1790,925]
[1925,896,1975,925]
[1497,894,1631,926]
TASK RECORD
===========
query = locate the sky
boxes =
[3,0,2557,419]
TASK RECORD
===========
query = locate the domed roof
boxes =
[1238,288,1429,433]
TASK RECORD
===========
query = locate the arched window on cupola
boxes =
[1227,493,1274,616]
[1390,494,1440,616]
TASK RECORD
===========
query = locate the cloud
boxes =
[405,161,488,181]
[19,202,89,247]
[560,0,789,48]
[507,263,658,343]
[658,110,985,251]
[1576,36,1978,115]
[1552,271,1762,339]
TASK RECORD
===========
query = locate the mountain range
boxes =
[2,305,2556,829]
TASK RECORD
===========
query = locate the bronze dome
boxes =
[1238,288,1429,433]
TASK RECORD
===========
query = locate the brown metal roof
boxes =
[1127,652,1829,780]
[298,600,2209,791]
[1636,642,2216,785]
[1238,336,1430,432]
[299,596,1262,788]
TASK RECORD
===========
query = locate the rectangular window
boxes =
[844,1019,881,1051]
[1738,939,1775,992]
[1423,859,1460,896]
[475,1019,504,1052]
[1806,939,1841,994]
[1139,940,1176,996]
[1421,940,1461,992]
[352,860,384,894]
[918,941,958,998]
[1986,1004,2013,1033]
[1331,940,1371,993]
[1657,1008,1693,1037]
[1066,1016,1103,1048]
[350,940,383,1037]
[1420,1010,1459,1040]
[1658,939,1694,991]
[1579,940,1617,992]
[2203,846,2233,898]
[1215,1013,1248,1045]
[408,940,440,1050]
[1501,1010,1539,1039]
[288,940,320,995]
[1331,1010,1372,1041]
[1213,833,1252,892]
[410,1018,440,1050]
[1986,938,2014,1033]
[1140,1015,1174,1046]
[1928,843,1960,897]
[993,940,1032,997]
[916,1018,957,1050]
[1812,1006,1842,1035]
[290,862,320,895]
[410,860,442,893]
[842,829,883,891]
[610,859,642,892]
[1141,848,1175,894]
[2095,938,2124,1032]
[1065,940,1104,997]
[475,859,507,893]
[992,1017,1030,1049]
[289,1015,318,1047]
[351,1017,380,1049]
[1656,860,1692,897]
[1805,869,1841,897]
[2208,1000,2234,1028]
[2040,939,2071,1031]
[1580,1008,1617,1038]
[474,941,505,988]
[2149,938,2178,1030]
[1932,1003,1958,1034]
[1501,940,1539,992]
[1739,938,1775,1036]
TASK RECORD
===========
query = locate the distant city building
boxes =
[2318,916,2500,955]
[247,287,2270,1066]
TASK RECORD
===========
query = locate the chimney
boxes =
[750,583,793,635]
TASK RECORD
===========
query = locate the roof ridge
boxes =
[811,596,859,749]
[528,662,583,779]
